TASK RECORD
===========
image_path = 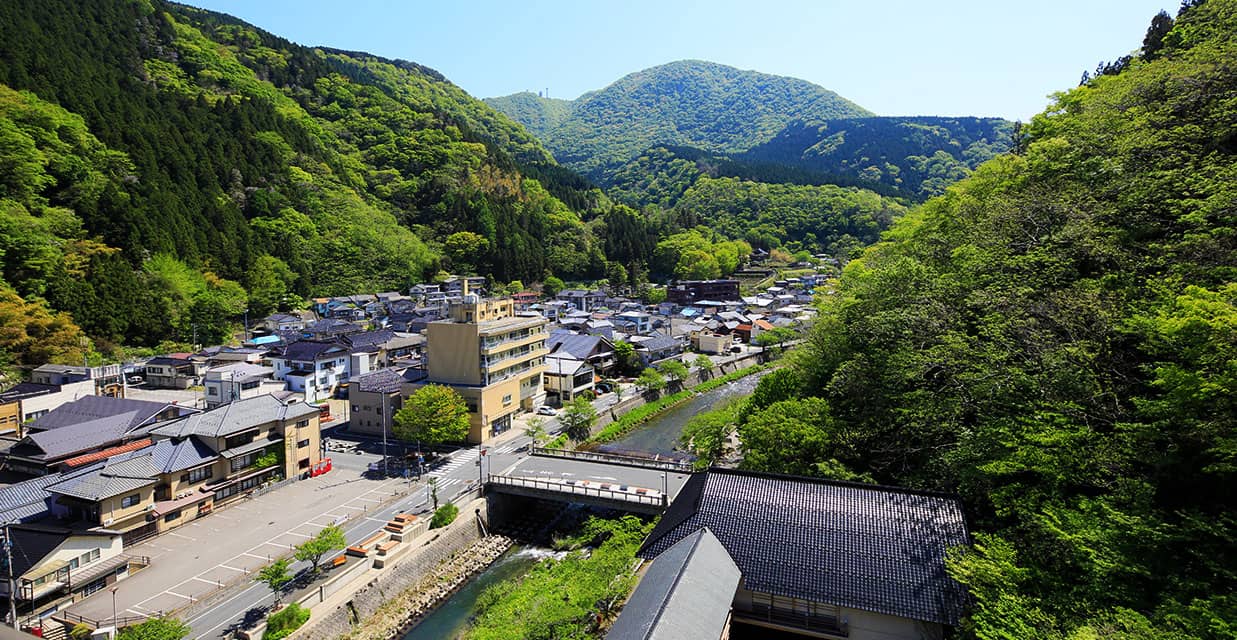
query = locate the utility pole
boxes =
[242,308,249,343]
[3,523,17,628]
[382,391,389,478]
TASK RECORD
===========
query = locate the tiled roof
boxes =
[46,453,161,501]
[0,382,60,402]
[16,412,141,460]
[28,396,181,432]
[150,394,317,439]
[0,466,99,523]
[148,437,217,473]
[639,469,970,626]
[547,332,612,360]
[353,368,405,394]
[546,356,589,376]
[608,527,740,640]
[275,340,347,362]
[343,329,396,349]
[62,439,154,468]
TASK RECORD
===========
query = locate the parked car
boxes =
[126,375,143,384]
[535,405,557,416]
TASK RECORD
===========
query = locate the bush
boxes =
[263,603,310,640]
[430,503,459,529]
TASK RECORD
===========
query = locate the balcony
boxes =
[732,600,848,638]
[482,343,548,371]
[480,326,547,353]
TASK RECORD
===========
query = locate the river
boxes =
[401,546,563,640]
[598,371,763,458]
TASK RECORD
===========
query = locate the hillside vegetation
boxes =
[487,60,873,179]
[0,0,603,360]
[732,1,1235,637]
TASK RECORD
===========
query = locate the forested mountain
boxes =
[731,1,1235,637]
[740,116,1015,197]
[0,0,604,360]
[486,60,873,179]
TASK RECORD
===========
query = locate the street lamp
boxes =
[111,587,118,631]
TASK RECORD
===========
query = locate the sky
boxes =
[188,0,1172,121]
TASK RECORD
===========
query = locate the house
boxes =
[638,469,969,640]
[544,355,595,407]
[302,319,364,341]
[347,368,423,438]
[510,291,540,310]
[0,524,135,619]
[629,333,684,365]
[262,313,306,333]
[615,311,653,335]
[4,397,197,476]
[692,332,733,355]
[556,289,607,313]
[667,280,740,305]
[415,297,547,443]
[268,341,351,403]
[203,363,279,408]
[607,527,740,640]
[0,374,96,437]
[547,331,617,378]
[143,355,206,389]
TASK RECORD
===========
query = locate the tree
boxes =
[524,417,547,448]
[693,354,714,379]
[255,558,293,604]
[1141,10,1174,60]
[444,231,489,273]
[659,360,689,389]
[506,279,524,295]
[605,261,628,293]
[738,398,839,477]
[293,524,346,573]
[428,476,440,511]
[636,368,666,396]
[393,384,470,444]
[430,503,459,529]
[560,396,598,442]
[246,255,296,318]
[116,617,190,640]
[542,275,565,298]
[613,340,642,376]
[675,249,721,280]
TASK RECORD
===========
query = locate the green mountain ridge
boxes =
[0,0,603,354]
[486,60,874,178]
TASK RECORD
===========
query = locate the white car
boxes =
[535,406,557,416]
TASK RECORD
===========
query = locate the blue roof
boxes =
[249,335,281,345]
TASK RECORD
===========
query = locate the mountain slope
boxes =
[739,1,1234,636]
[487,60,873,178]
[741,116,1015,197]
[0,0,601,350]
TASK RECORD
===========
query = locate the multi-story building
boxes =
[666,279,741,305]
[417,295,547,443]
[203,363,279,408]
[268,341,351,403]
[347,368,416,438]
[544,355,595,406]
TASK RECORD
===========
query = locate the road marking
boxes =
[166,590,195,601]
[242,552,266,559]
[366,517,388,524]
[284,531,312,538]
[166,531,196,541]
[499,461,522,475]
[192,577,218,585]
[219,564,247,573]
[338,504,365,511]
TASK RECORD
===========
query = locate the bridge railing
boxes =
[530,446,694,472]
[488,475,667,507]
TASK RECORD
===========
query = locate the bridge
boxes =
[487,474,669,514]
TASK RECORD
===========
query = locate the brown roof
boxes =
[61,439,153,468]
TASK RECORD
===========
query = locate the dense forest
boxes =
[0,0,610,367]
[704,1,1234,637]
[740,116,1015,197]
[486,60,873,179]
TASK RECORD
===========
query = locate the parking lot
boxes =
[66,448,405,621]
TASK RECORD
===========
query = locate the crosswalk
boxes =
[490,442,524,455]
[427,448,479,479]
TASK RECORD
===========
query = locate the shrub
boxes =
[263,603,310,640]
[430,503,459,529]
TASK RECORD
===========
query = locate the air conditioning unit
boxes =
[144,504,156,511]
[103,518,113,526]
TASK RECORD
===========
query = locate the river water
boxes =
[597,372,763,458]
[402,546,564,640]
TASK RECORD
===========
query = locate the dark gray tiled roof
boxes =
[639,469,970,626]
[150,394,318,439]
[0,382,60,402]
[0,466,99,523]
[276,340,348,362]
[16,413,138,460]
[608,527,740,640]
[28,396,180,432]
[46,454,160,501]
[148,438,217,473]
[352,368,404,394]
[547,332,612,360]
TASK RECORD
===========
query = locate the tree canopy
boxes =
[393,384,471,444]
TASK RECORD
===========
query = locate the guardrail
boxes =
[530,446,694,472]
[488,474,667,507]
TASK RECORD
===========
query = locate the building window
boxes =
[121,494,141,508]
[91,549,100,561]
[207,387,218,396]
[296,419,309,428]
[164,510,180,523]
[181,466,213,484]
[297,439,309,448]
[502,394,512,405]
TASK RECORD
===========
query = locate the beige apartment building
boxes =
[418,295,547,443]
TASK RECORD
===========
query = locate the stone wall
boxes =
[294,498,489,640]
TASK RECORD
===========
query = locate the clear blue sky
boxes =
[188,0,1170,121]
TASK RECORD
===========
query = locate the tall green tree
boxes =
[293,524,347,573]
[255,558,293,604]
[559,396,598,443]
[393,384,471,444]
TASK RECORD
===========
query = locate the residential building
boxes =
[544,356,595,407]
[143,355,206,389]
[692,332,733,355]
[4,397,196,476]
[268,341,351,403]
[418,296,547,443]
[638,469,970,640]
[347,368,418,438]
[203,363,279,408]
[667,280,741,305]
[301,319,364,341]
[629,333,684,365]
[614,311,653,335]
[556,289,608,313]
[262,313,306,333]
[547,331,617,377]
[0,525,137,619]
